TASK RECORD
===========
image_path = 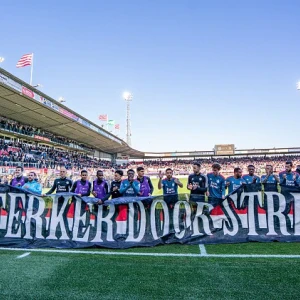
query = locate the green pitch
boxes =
[1,243,300,299]
[15,178,300,299]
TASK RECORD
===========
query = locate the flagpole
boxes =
[30,53,34,85]
[106,115,109,131]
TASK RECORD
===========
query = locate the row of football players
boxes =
[9,162,298,202]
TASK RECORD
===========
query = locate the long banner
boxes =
[0,184,300,249]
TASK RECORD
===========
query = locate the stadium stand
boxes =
[0,137,126,170]
[0,116,93,151]
[129,156,300,176]
[1,114,300,185]
[1,113,300,189]
[1,68,300,189]
[1,122,300,188]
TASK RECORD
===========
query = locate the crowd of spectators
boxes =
[0,138,126,170]
[128,156,300,176]
[1,131,300,179]
[0,116,92,151]
[1,116,300,187]
[2,155,300,189]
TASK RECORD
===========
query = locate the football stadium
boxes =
[1,2,300,298]
[1,67,300,299]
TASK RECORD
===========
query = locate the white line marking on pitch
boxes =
[1,247,300,259]
[199,244,207,256]
[16,252,31,259]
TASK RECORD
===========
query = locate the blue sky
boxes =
[1,0,300,152]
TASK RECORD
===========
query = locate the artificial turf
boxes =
[0,243,300,300]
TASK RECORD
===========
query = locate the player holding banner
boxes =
[136,167,154,196]
[261,165,279,184]
[242,165,261,184]
[119,169,140,197]
[43,167,73,195]
[71,170,91,197]
[10,166,28,187]
[92,170,109,204]
[104,170,123,200]
[158,168,183,202]
[261,165,279,192]
[22,172,42,195]
[187,162,207,200]
[279,161,300,186]
[225,167,246,193]
[206,163,226,199]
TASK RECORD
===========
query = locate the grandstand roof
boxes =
[0,68,145,158]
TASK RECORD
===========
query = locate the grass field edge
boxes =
[2,247,300,259]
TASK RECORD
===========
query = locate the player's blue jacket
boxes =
[119,180,140,197]
[161,178,179,195]
[242,174,261,184]
[22,181,42,195]
[207,173,226,198]
[261,174,278,184]
[279,171,300,186]
[226,176,246,194]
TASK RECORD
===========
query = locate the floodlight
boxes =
[58,97,66,103]
[123,91,132,101]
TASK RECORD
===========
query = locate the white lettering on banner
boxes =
[150,199,169,240]
[72,198,91,242]
[5,193,26,238]
[291,193,300,235]
[229,192,247,229]
[192,202,213,236]
[173,201,191,239]
[23,195,45,239]
[229,192,238,206]
[0,193,7,209]
[126,202,146,242]
[91,204,115,242]
[222,199,239,236]
[46,195,69,240]
[2,191,300,246]
[265,192,290,236]
[0,193,7,230]
[238,192,264,235]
